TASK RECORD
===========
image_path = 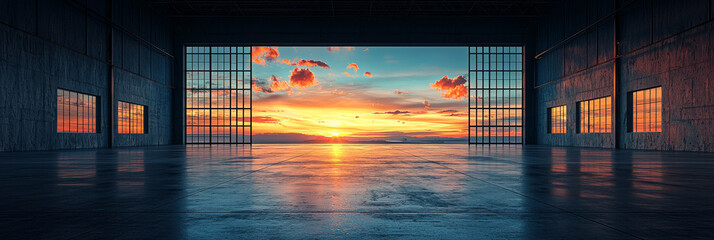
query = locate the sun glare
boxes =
[331,132,340,137]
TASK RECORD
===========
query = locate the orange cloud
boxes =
[347,63,359,72]
[327,47,356,52]
[362,48,369,51]
[423,100,430,109]
[430,75,467,100]
[253,76,293,94]
[394,89,409,95]
[342,72,351,77]
[364,72,372,77]
[252,47,279,65]
[289,67,318,88]
[269,75,293,93]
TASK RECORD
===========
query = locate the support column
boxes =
[107,0,114,148]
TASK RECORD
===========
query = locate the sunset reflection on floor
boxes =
[2,144,714,239]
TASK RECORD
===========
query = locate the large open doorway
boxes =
[184,46,522,144]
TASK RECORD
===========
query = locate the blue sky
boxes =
[250,47,469,139]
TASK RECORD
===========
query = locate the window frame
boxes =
[548,105,567,134]
[576,96,612,134]
[117,100,148,134]
[628,86,662,133]
[57,88,99,134]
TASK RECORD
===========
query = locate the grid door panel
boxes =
[469,46,523,144]
[186,46,252,144]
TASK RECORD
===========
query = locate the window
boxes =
[186,46,252,144]
[469,46,523,144]
[57,89,97,133]
[548,105,567,134]
[631,87,661,132]
[578,96,612,133]
[118,101,146,134]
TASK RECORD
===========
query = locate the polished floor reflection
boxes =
[1,144,713,239]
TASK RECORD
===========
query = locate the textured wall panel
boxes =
[535,0,714,152]
[0,0,175,151]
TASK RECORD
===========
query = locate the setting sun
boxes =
[331,132,340,137]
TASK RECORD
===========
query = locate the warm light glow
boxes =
[186,46,522,142]
[330,144,342,162]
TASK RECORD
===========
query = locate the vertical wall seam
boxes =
[85,0,88,55]
[107,0,114,148]
[613,0,620,149]
[35,0,39,34]
[650,0,653,44]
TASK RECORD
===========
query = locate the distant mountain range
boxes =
[253,133,467,144]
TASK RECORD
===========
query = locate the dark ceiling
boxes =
[144,0,555,18]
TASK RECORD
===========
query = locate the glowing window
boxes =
[118,101,146,134]
[631,87,661,132]
[578,96,612,133]
[57,89,97,133]
[548,105,567,134]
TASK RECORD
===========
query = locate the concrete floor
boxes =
[1,144,713,239]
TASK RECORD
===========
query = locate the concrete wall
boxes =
[0,0,175,151]
[535,0,714,152]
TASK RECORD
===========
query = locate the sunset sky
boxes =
[251,47,468,140]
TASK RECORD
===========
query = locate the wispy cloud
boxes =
[282,59,331,69]
[374,110,411,115]
[394,89,409,95]
[327,46,356,53]
[438,110,458,114]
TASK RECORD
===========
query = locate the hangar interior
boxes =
[1,0,714,239]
